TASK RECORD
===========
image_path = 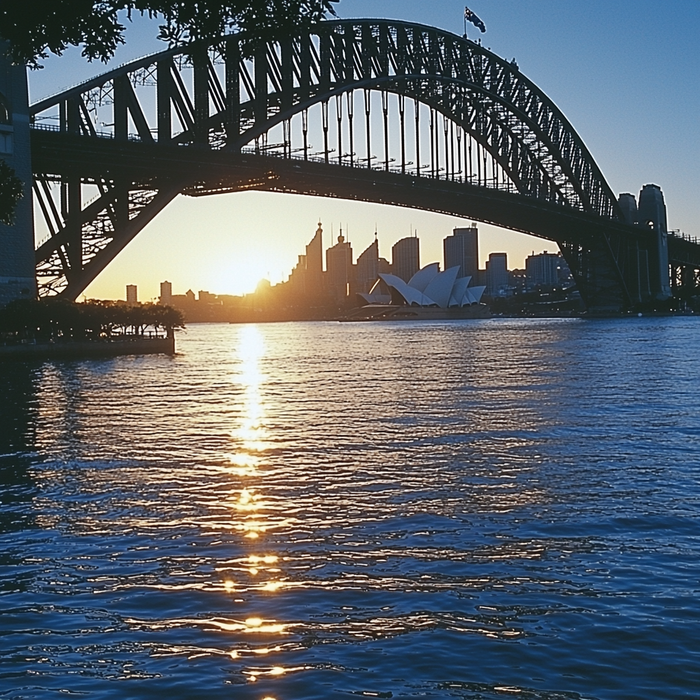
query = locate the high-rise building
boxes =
[355,237,379,295]
[305,221,324,298]
[126,284,138,303]
[443,224,479,279]
[391,236,420,282]
[485,252,508,296]
[325,229,353,304]
[159,280,173,305]
[525,251,562,288]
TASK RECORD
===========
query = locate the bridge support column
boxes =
[638,184,671,301]
[0,47,36,306]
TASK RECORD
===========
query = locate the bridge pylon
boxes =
[0,51,36,305]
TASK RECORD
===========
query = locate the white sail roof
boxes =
[361,265,486,309]
[407,263,440,292]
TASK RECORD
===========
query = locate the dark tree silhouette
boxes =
[1,1,338,66]
[0,298,185,342]
[0,2,337,222]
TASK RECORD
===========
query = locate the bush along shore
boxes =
[0,299,185,360]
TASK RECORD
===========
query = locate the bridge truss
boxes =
[29,19,696,309]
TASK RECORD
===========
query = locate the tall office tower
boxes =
[485,252,508,296]
[525,251,561,288]
[126,284,138,303]
[618,193,638,226]
[0,47,36,305]
[391,236,420,282]
[325,229,354,304]
[443,224,479,279]
[305,221,324,298]
[355,237,379,295]
[637,184,671,299]
[159,280,173,305]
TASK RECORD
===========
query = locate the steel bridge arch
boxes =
[31,18,635,303]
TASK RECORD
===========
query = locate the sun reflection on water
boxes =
[221,325,289,629]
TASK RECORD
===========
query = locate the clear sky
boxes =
[28,0,700,301]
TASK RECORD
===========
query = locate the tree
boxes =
[0,1,338,66]
[0,2,337,223]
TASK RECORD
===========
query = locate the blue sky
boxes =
[28,0,700,300]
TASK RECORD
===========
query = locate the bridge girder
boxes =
[29,18,682,310]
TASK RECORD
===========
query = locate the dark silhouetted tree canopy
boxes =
[0,1,337,223]
[0,298,185,341]
[1,0,338,66]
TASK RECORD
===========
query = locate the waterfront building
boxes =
[444,225,479,279]
[126,284,138,303]
[325,229,353,304]
[355,237,379,295]
[485,253,509,297]
[361,263,486,308]
[526,251,564,288]
[391,236,420,282]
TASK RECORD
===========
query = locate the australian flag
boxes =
[464,6,486,33]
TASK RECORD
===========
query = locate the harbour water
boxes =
[1,318,699,699]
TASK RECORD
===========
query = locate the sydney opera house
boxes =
[349,263,489,320]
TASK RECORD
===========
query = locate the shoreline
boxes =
[0,335,175,361]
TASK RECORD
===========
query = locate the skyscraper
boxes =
[391,236,420,282]
[325,229,353,304]
[305,221,324,299]
[355,237,379,295]
[159,280,173,305]
[443,225,479,279]
[525,251,561,288]
[485,253,508,296]
[126,284,138,303]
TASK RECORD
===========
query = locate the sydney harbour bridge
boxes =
[4,18,700,311]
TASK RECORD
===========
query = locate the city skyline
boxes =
[25,0,699,301]
[134,223,567,305]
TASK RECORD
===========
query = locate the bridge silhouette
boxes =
[27,18,700,311]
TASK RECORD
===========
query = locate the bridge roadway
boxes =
[34,127,699,305]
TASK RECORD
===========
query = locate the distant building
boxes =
[391,236,420,282]
[325,229,353,304]
[526,251,565,288]
[305,221,324,299]
[355,237,379,295]
[126,284,138,303]
[198,290,215,304]
[485,253,508,296]
[287,221,326,303]
[444,224,479,280]
[159,280,173,305]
